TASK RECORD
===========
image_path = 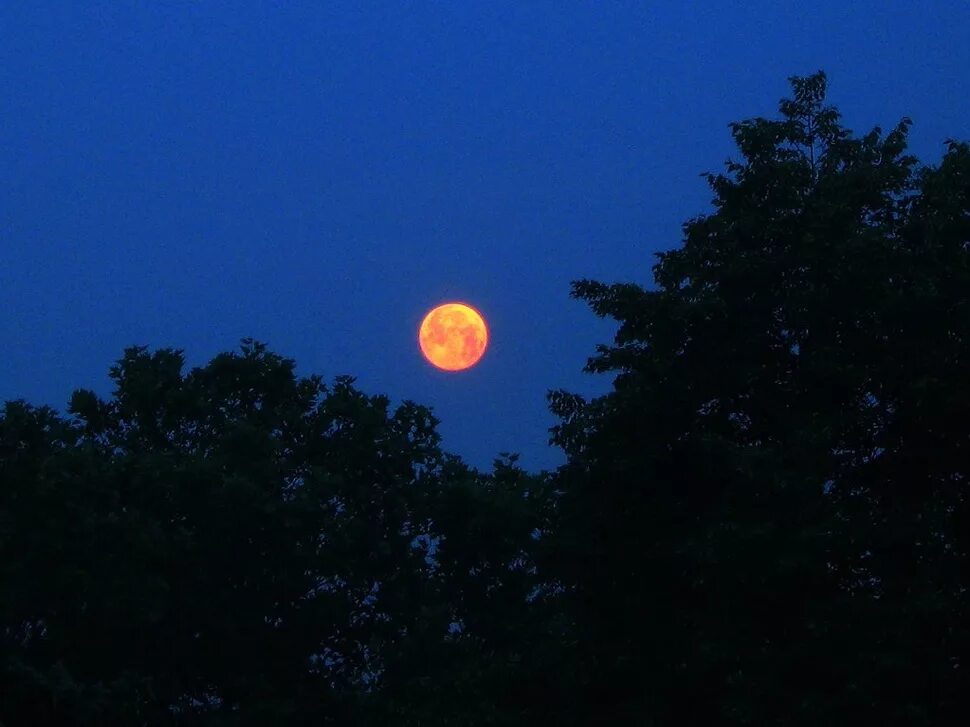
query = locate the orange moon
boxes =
[418,302,488,371]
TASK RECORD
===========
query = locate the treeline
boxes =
[2,73,968,725]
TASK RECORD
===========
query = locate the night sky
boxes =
[3,2,968,472]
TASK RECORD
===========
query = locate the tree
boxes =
[548,72,969,724]
[0,340,551,725]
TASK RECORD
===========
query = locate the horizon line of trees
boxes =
[2,71,968,725]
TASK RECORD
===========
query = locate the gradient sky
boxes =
[3,1,968,472]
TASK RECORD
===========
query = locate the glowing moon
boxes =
[418,302,488,371]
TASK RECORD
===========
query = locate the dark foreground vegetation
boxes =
[2,73,968,725]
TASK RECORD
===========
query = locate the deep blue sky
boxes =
[3,2,968,472]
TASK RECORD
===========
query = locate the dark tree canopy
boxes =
[0,341,551,725]
[549,71,969,724]
[2,73,968,725]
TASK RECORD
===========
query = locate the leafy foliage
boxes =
[549,71,969,724]
[0,341,549,724]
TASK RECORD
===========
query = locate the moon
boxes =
[418,302,488,371]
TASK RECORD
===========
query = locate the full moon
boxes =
[418,302,488,371]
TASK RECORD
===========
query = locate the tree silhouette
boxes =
[548,71,969,724]
[1,341,548,724]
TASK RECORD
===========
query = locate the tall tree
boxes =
[548,72,969,724]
